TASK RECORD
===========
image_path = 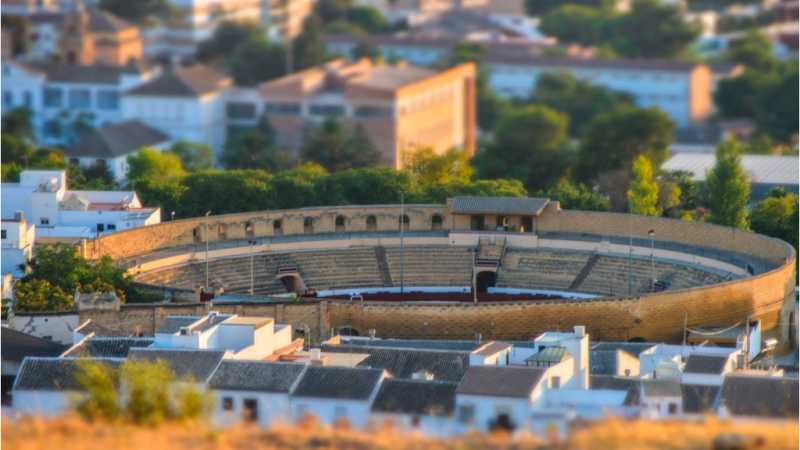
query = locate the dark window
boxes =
[96,90,119,110]
[222,397,233,411]
[96,223,105,232]
[309,104,345,117]
[273,219,283,235]
[399,214,410,231]
[23,91,32,107]
[303,217,314,233]
[107,224,116,231]
[226,102,257,119]
[68,89,91,108]
[366,215,377,231]
[431,214,443,230]
[354,105,392,118]
[458,404,475,424]
[335,215,345,232]
[44,120,62,137]
[264,102,300,116]
[243,398,258,421]
[40,218,49,226]
[3,90,12,107]
[668,403,678,415]
[43,88,63,108]
[470,215,484,231]
[1,230,6,239]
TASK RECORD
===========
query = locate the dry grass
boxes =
[2,414,797,450]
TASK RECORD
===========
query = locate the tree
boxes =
[293,15,327,70]
[127,148,186,186]
[543,178,609,211]
[475,105,570,192]
[317,0,352,23]
[222,117,290,171]
[706,140,751,229]
[753,62,798,142]
[750,189,798,250]
[15,279,73,312]
[300,119,380,171]
[319,167,414,205]
[2,134,35,165]
[531,72,634,136]
[99,0,169,23]
[179,170,273,215]
[404,148,474,188]
[713,71,763,119]
[627,155,660,216]
[727,30,777,71]
[539,5,611,47]
[29,147,68,169]
[196,21,267,63]
[345,6,388,32]
[76,359,120,421]
[229,39,287,85]
[2,107,34,141]
[608,0,700,58]
[524,0,609,17]
[577,107,674,180]
[352,41,380,60]
[168,141,214,171]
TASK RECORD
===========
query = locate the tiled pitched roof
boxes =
[2,328,67,363]
[291,366,383,400]
[720,375,799,418]
[473,341,512,357]
[590,349,619,375]
[591,341,656,357]
[340,338,479,351]
[127,348,224,382]
[25,60,149,84]
[450,196,549,216]
[325,346,469,382]
[681,384,720,414]
[684,354,729,375]
[456,366,545,398]
[126,65,230,97]
[13,357,121,391]
[87,8,133,33]
[62,337,153,358]
[372,379,457,416]
[208,361,306,393]
[156,316,202,334]
[590,375,640,405]
[67,119,169,158]
[527,346,571,364]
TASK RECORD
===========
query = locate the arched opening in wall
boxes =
[431,214,443,231]
[489,413,516,433]
[280,274,303,294]
[192,227,201,243]
[245,221,255,238]
[304,217,314,234]
[218,223,227,240]
[476,271,497,293]
[338,326,360,337]
[366,215,377,231]
[273,219,283,236]
[335,215,346,232]
[628,337,647,343]
[399,214,410,231]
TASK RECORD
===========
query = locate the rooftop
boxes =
[719,374,798,418]
[485,49,707,73]
[62,337,153,358]
[456,366,545,398]
[126,65,230,97]
[13,357,121,391]
[127,348,224,382]
[683,354,730,375]
[681,384,721,414]
[2,328,67,363]
[450,196,550,216]
[589,375,640,405]
[473,341,512,357]
[662,153,799,186]
[208,361,306,393]
[20,60,151,84]
[371,379,457,416]
[291,366,384,400]
[324,346,469,382]
[527,346,572,364]
[222,316,274,329]
[67,120,169,159]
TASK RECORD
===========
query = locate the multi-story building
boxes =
[59,7,145,66]
[484,51,714,127]
[0,170,160,240]
[1,59,158,146]
[122,65,231,155]
[263,0,316,41]
[229,58,476,168]
[1,212,35,279]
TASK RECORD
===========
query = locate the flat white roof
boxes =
[662,153,799,186]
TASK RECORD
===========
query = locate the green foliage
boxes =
[222,119,290,171]
[300,119,381,171]
[577,106,674,180]
[750,188,798,251]
[2,108,34,141]
[1,163,22,182]
[404,148,474,188]
[627,155,661,216]
[317,167,413,205]
[127,148,186,186]
[14,279,73,312]
[122,359,174,425]
[168,141,214,172]
[179,169,274,215]
[293,15,328,70]
[524,0,609,16]
[76,360,120,421]
[229,39,288,86]
[345,6,388,32]
[543,178,610,211]
[531,72,634,136]
[475,105,570,192]
[2,133,35,165]
[99,0,169,23]
[67,162,116,190]
[196,21,266,63]
[539,5,612,47]
[727,30,777,71]
[706,140,751,230]
[609,0,700,58]
[352,41,380,60]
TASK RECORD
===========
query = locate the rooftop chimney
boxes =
[574,326,585,337]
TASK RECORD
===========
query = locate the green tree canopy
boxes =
[15,279,73,312]
[542,178,610,211]
[627,154,661,216]
[222,119,290,171]
[2,107,34,141]
[524,0,610,16]
[196,21,266,63]
[168,141,214,171]
[127,148,186,186]
[300,119,381,171]
[706,140,751,229]
[99,0,169,23]
[608,0,700,58]
[229,39,288,86]
[750,188,798,250]
[404,148,474,188]
[727,30,778,71]
[293,15,327,71]
[539,5,612,47]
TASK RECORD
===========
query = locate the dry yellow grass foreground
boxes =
[2,415,797,450]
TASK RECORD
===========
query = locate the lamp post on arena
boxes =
[399,191,405,297]
[627,200,632,297]
[648,229,655,291]
[204,211,211,291]
[248,239,257,296]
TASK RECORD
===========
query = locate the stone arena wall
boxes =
[76,203,796,343]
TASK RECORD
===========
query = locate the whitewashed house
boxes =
[681,353,737,386]
[209,361,307,427]
[66,119,172,183]
[121,65,231,156]
[370,379,457,436]
[469,341,512,366]
[290,366,386,427]
[1,212,35,278]
[640,379,683,418]
[1,170,160,240]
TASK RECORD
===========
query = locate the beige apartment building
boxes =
[265,0,316,41]
[227,58,476,169]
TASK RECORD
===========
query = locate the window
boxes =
[1,230,6,239]
[399,214,409,231]
[458,404,475,424]
[222,397,234,411]
[335,215,346,232]
[354,105,392,118]
[667,402,678,415]
[68,89,91,108]
[96,90,119,110]
[218,223,227,240]
[96,223,105,232]
[226,102,257,119]
[40,218,50,225]
[309,104,345,117]
[303,217,314,234]
[243,398,258,421]
[273,219,283,235]
[470,215,484,231]
[245,221,255,238]
[107,224,116,231]
[550,376,560,389]
[431,214,443,230]
[366,215,377,231]
[264,102,300,116]
[334,405,347,418]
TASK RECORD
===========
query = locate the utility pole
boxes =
[204,211,211,291]
[249,239,256,296]
[627,200,633,296]
[399,191,405,296]
[649,229,655,291]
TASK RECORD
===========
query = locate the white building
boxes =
[484,53,715,127]
[1,170,160,240]
[122,65,231,156]
[290,366,386,427]
[1,60,158,146]
[369,379,458,436]
[66,119,172,182]
[1,212,35,278]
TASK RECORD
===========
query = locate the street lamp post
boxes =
[249,239,256,296]
[649,229,655,291]
[399,191,405,296]
[204,211,211,291]
[171,211,175,221]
